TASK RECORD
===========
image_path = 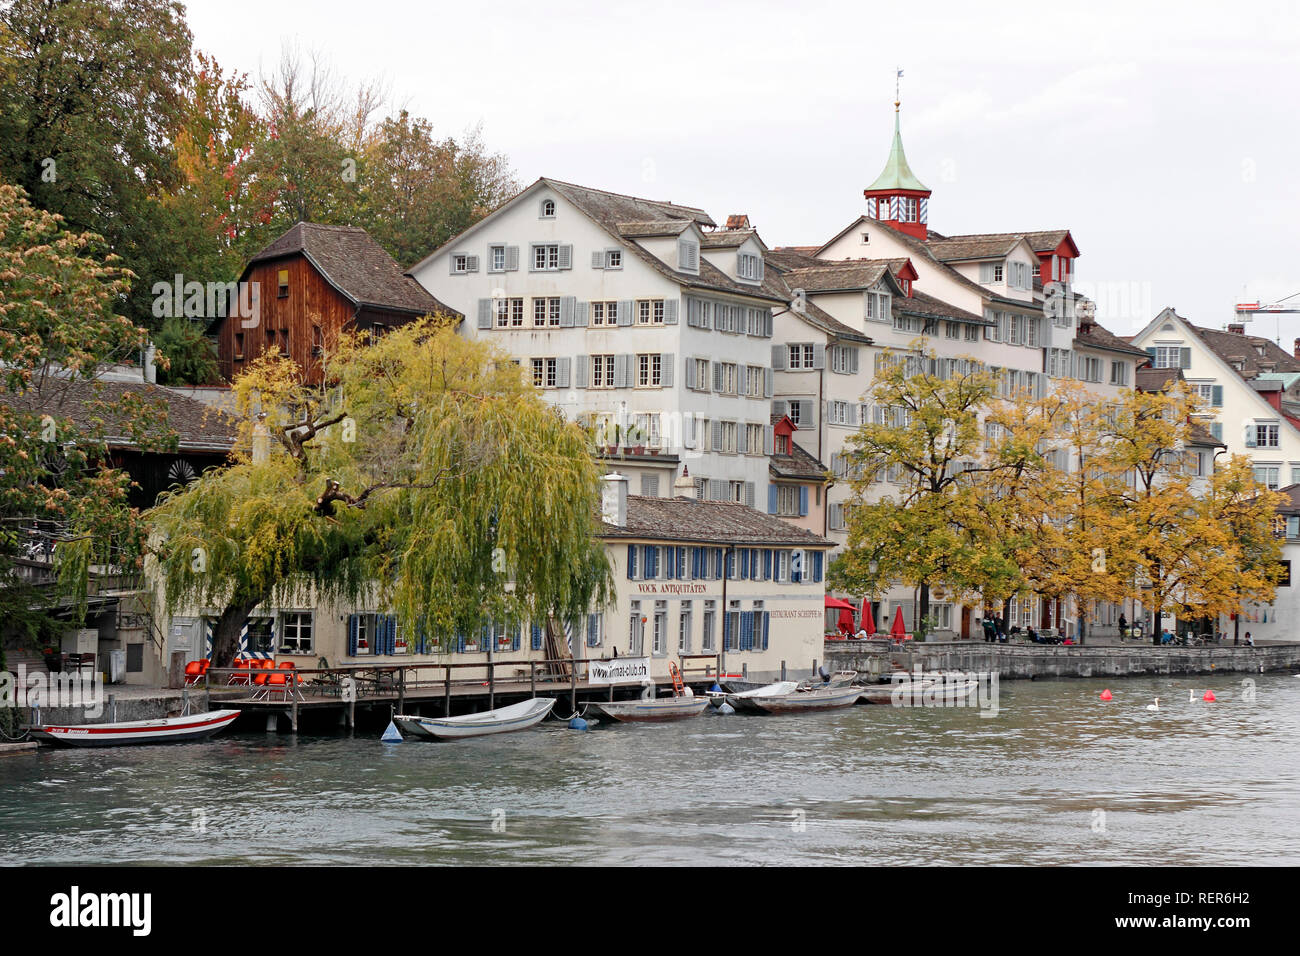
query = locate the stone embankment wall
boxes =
[825,640,1300,680]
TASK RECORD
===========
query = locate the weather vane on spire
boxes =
[895,67,903,111]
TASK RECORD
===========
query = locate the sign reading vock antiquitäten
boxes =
[588,657,651,685]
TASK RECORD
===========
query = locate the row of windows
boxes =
[479,297,674,329]
[626,544,824,584]
[628,599,770,656]
[684,297,774,336]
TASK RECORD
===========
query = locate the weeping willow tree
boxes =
[149,315,614,664]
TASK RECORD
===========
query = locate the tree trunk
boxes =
[918,581,930,638]
[211,594,265,667]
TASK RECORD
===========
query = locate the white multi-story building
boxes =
[409,178,785,506]
[1131,307,1300,490]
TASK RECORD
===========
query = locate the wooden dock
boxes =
[206,654,724,733]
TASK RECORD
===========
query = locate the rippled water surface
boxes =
[2,675,1298,865]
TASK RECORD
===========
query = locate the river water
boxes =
[2,674,1298,866]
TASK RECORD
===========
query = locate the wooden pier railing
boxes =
[204,653,723,732]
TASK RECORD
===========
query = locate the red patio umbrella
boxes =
[889,605,908,640]
[860,599,876,635]
[837,607,854,634]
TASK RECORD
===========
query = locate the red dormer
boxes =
[773,414,796,454]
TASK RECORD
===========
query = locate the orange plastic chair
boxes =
[183,659,209,686]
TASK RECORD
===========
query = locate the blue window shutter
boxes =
[627,544,637,579]
[531,622,543,651]
[764,549,773,579]
[799,486,809,516]
[456,632,466,654]
[666,546,675,579]
[481,623,490,651]
[512,625,521,652]
[691,547,700,579]
[714,548,723,578]
[740,549,750,579]
[348,614,359,656]
[1212,385,1223,407]
[761,612,770,650]
[387,616,397,655]
[740,612,754,651]
[812,551,824,583]
[768,484,779,514]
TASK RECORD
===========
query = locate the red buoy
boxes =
[1099,689,1112,701]
[1203,690,1216,702]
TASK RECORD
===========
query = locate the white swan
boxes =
[1147,698,1160,712]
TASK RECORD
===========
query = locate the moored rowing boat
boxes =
[29,709,241,747]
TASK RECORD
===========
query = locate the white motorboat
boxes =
[586,695,710,722]
[393,697,556,740]
[29,710,241,747]
[741,683,864,714]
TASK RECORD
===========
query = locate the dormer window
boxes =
[678,240,699,272]
[994,263,1004,283]
[540,198,556,218]
[737,253,763,282]
[900,279,911,296]
[451,253,479,274]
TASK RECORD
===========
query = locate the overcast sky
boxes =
[186,0,1300,341]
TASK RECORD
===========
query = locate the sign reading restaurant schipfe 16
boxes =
[588,657,652,685]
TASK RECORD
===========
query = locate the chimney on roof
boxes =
[143,342,157,384]
[673,465,695,499]
[1228,323,1246,335]
[726,215,750,230]
[601,473,628,527]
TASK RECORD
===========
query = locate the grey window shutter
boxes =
[850,349,859,374]
[466,255,479,272]
[711,420,722,452]
[556,357,571,388]
[558,245,573,269]
[713,307,725,331]
[477,299,492,329]
[574,355,589,389]
[1180,347,1192,369]
[683,415,696,449]
[744,482,755,509]
[764,425,774,455]
[812,344,826,370]
[615,353,632,388]
[1212,384,1223,407]
[684,356,696,389]
[771,345,786,370]
[560,296,576,327]
[575,301,589,327]
[709,479,724,501]
[764,368,773,398]
[980,263,993,283]
[712,362,723,392]
[618,300,635,327]
[506,246,519,271]
[737,423,749,454]
[772,399,788,419]
[664,299,678,325]
[528,244,539,272]
[591,251,605,269]
[765,310,774,337]
[661,353,674,388]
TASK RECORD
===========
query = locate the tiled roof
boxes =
[700,228,756,249]
[780,260,892,293]
[769,440,829,481]
[616,220,694,238]
[545,179,782,305]
[1135,367,1182,392]
[819,218,994,303]
[896,289,989,325]
[927,229,1075,256]
[1191,325,1300,379]
[247,222,454,317]
[0,379,237,451]
[761,258,873,344]
[1275,483,1300,516]
[925,235,1023,262]
[600,495,832,546]
[1074,322,1150,358]
[1186,422,1225,449]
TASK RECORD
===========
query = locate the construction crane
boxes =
[1234,292,1300,345]
[1235,291,1300,317]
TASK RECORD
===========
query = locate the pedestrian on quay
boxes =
[1118,613,1128,639]
[1246,631,1256,647]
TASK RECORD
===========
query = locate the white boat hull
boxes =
[393,697,556,740]
[744,685,864,714]
[587,696,710,722]
[29,710,241,747]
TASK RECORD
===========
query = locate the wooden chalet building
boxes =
[213,223,459,383]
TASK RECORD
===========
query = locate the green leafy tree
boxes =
[0,184,170,732]
[0,0,193,326]
[149,316,613,664]
[153,316,219,385]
